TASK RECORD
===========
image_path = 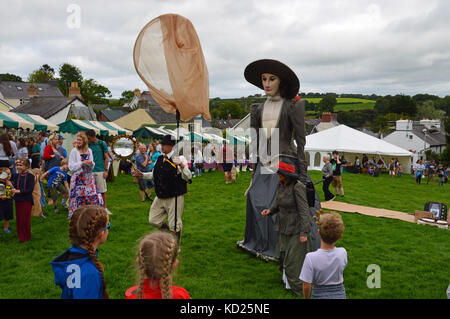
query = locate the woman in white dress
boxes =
[68,131,103,219]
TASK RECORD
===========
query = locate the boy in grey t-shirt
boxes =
[300,212,347,299]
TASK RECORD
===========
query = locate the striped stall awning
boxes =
[202,132,225,144]
[58,119,132,136]
[0,111,59,131]
[133,126,166,139]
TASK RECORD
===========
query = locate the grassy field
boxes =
[304,97,376,111]
[0,170,448,299]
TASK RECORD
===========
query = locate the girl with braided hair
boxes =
[125,232,190,299]
[51,205,110,299]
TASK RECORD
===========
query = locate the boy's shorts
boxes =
[93,172,107,193]
[50,183,67,201]
[331,176,342,188]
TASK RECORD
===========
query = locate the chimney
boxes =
[68,82,82,98]
[321,112,331,122]
[321,112,337,123]
[228,113,232,120]
[134,88,141,97]
[27,83,39,97]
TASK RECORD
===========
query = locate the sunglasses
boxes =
[102,221,111,231]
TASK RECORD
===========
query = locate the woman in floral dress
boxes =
[68,131,103,219]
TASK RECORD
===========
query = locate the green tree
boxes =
[210,108,220,120]
[388,94,417,117]
[58,63,83,96]
[0,73,23,82]
[416,101,446,120]
[304,100,315,111]
[374,97,391,115]
[435,96,450,116]
[370,115,389,137]
[217,101,244,119]
[27,64,55,83]
[317,94,337,113]
[444,117,450,145]
[121,90,134,102]
[440,146,450,166]
[412,94,440,103]
[81,79,112,105]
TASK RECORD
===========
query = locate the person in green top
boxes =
[30,138,41,169]
[86,129,109,207]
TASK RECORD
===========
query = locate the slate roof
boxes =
[0,80,63,98]
[145,105,211,127]
[412,123,446,146]
[140,91,159,105]
[305,118,322,135]
[91,104,109,110]
[383,121,447,147]
[212,119,242,129]
[99,109,128,121]
[11,96,96,120]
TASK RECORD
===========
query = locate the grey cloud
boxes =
[1,0,449,98]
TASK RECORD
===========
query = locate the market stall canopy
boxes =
[133,126,167,139]
[58,119,132,136]
[0,111,58,131]
[202,132,225,144]
[227,134,248,145]
[305,124,412,156]
[184,131,208,143]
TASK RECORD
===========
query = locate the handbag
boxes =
[305,181,316,207]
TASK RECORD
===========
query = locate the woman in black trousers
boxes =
[322,155,335,201]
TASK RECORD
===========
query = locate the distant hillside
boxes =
[304,97,375,111]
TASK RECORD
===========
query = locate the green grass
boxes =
[304,98,376,111]
[0,170,448,299]
[307,170,449,214]
[304,98,374,104]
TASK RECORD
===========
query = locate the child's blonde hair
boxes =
[68,205,109,299]
[76,131,89,153]
[136,232,179,299]
[319,212,345,245]
[60,158,68,166]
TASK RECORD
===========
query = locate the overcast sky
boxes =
[1,0,449,99]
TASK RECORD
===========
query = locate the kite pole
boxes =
[174,109,180,232]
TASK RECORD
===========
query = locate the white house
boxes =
[383,119,447,163]
[123,89,160,109]
[11,82,96,125]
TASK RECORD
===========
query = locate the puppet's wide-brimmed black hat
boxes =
[244,59,300,99]
[161,134,176,146]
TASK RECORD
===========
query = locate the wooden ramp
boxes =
[321,201,416,223]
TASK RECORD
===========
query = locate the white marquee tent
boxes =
[305,125,413,174]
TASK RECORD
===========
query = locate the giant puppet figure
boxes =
[133,14,210,240]
[237,59,321,261]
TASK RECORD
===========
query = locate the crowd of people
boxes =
[6,57,447,301]
[0,129,113,241]
[413,159,449,186]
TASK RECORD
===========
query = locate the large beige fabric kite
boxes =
[134,14,211,122]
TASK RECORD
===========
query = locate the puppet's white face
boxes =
[0,172,8,180]
[261,73,280,97]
